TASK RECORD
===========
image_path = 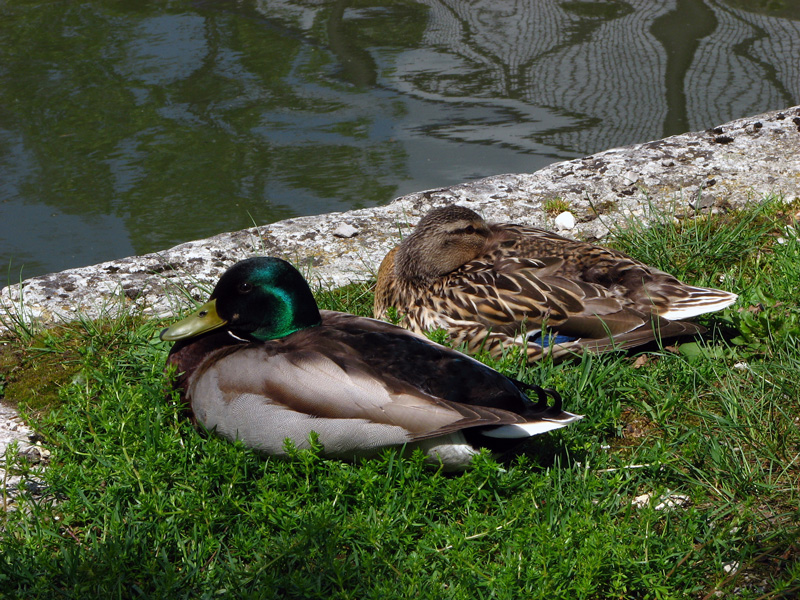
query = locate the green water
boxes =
[1,0,798,280]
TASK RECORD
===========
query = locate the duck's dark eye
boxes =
[464,225,475,234]
[237,282,253,294]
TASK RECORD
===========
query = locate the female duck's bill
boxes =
[161,256,582,470]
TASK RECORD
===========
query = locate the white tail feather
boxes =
[481,412,583,439]
[659,287,738,320]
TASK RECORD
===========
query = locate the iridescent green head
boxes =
[160,257,322,342]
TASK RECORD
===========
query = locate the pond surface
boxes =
[1,0,799,280]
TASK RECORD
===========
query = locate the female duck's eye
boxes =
[237,282,253,294]
[464,225,475,234]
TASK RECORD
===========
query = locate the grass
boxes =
[543,197,571,216]
[1,197,799,599]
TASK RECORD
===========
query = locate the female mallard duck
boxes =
[374,205,738,362]
[160,257,581,470]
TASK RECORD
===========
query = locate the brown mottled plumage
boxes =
[161,257,581,470]
[374,205,738,362]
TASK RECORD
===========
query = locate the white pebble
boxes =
[332,223,359,238]
[723,561,740,575]
[554,211,576,230]
[654,494,690,511]
[632,491,690,511]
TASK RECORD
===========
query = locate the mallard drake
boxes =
[374,205,738,362]
[160,257,581,470]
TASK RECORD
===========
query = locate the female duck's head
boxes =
[396,205,491,284]
[161,257,322,343]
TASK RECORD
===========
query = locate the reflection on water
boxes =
[0,0,798,280]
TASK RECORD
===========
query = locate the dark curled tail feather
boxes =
[511,379,565,415]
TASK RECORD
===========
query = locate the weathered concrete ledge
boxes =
[1,105,799,333]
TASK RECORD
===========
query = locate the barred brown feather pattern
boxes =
[374,205,738,362]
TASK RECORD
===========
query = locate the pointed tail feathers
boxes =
[481,411,583,439]
[482,385,583,439]
[659,286,738,320]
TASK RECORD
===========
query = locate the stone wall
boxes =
[1,105,799,334]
